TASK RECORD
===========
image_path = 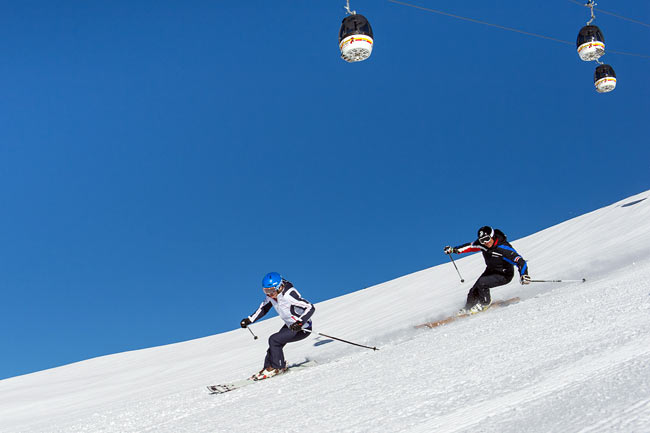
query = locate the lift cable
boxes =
[387,0,650,59]
[567,0,650,29]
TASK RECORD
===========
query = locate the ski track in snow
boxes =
[1,191,650,433]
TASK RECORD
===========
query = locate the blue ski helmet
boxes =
[262,272,283,289]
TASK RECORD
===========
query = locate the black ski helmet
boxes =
[477,226,494,243]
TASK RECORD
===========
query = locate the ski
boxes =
[206,360,317,394]
[415,297,521,329]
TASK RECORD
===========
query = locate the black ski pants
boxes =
[264,325,310,369]
[465,270,514,309]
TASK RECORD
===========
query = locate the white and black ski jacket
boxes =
[248,281,315,328]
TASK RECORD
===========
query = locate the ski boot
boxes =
[251,366,287,381]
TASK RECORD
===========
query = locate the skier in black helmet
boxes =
[444,226,530,315]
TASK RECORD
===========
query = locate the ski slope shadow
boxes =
[620,197,647,208]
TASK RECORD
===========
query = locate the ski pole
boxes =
[303,329,379,351]
[448,254,465,283]
[247,327,259,340]
[529,278,587,283]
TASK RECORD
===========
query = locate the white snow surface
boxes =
[2,191,650,433]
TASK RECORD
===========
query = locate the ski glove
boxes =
[520,275,531,285]
[444,245,456,255]
[240,318,252,328]
[290,321,303,332]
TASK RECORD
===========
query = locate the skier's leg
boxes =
[263,348,273,369]
[267,326,310,369]
[465,271,491,308]
[473,273,513,305]
[464,284,480,309]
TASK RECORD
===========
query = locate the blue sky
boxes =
[0,0,648,379]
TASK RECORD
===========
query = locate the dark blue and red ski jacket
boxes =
[454,229,529,277]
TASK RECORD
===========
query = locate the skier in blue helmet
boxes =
[240,272,315,380]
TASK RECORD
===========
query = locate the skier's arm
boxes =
[455,240,485,254]
[248,299,273,323]
[287,290,315,324]
[497,245,529,276]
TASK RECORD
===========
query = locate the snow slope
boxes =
[1,191,650,433]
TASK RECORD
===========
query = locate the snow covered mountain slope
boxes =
[1,190,650,433]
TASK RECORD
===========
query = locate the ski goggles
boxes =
[479,235,492,245]
[263,283,283,295]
